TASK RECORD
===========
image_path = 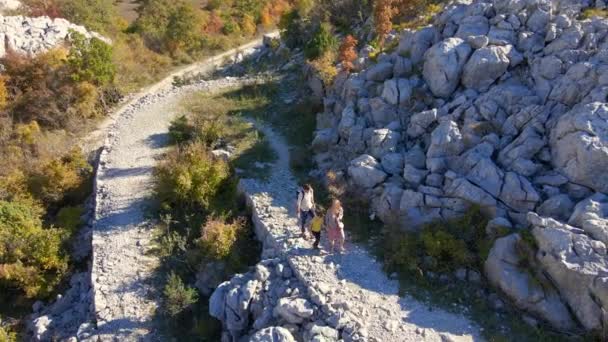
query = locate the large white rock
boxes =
[273,298,314,324]
[250,327,296,342]
[347,155,387,189]
[398,26,440,64]
[485,234,575,329]
[461,46,510,91]
[369,129,400,158]
[569,194,608,245]
[530,213,608,331]
[423,38,472,98]
[550,102,608,193]
[455,15,490,39]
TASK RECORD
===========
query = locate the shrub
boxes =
[55,205,84,233]
[28,149,93,207]
[582,8,608,19]
[199,217,245,261]
[279,10,306,49]
[155,141,230,209]
[2,46,112,128]
[382,206,490,276]
[0,200,68,298]
[0,323,16,342]
[0,76,8,111]
[304,22,338,60]
[383,226,420,273]
[168,115,195,144]
[163,272,198,317]
[420,229,471,271]
[68,31,115,86]
[308,49,338,86]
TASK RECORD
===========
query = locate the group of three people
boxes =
[296,184,345,254]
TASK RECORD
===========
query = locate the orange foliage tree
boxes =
[374,0,396,46]
[204,11,224,34]
[338,35,358,72]
[261,0,291,29]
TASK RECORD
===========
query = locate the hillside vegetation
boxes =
[0,0,289,336]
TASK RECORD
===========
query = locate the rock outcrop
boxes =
[0,15,108,58]
[313,0,608,332]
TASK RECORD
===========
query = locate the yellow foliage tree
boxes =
[241,14,257,36]
[0,76,8,111]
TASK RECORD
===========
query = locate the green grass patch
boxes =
[338,201,581,342]
[581,8,608,19]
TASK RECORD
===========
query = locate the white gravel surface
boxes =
[240,123,484,341]
[89,37,273,340]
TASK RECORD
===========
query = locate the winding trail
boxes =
[89,33,482,340]
[240,122,484,341]
[89,37,273,340]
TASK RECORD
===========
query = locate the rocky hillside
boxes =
[0,15,108,57]
[313,0,608,334]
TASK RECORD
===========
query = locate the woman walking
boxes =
[325,199,345,254]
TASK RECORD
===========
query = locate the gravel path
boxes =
[89,37,273,340]
[240,123,484,341]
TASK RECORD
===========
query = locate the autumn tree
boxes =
[374,0,395,46]
[204,11,224,34]
[338,35,358,72]
[241,13,257,36]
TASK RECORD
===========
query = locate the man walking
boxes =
[296,184,315,239]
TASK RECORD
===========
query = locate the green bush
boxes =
[163,272,198,317]
[304,22,338,60]
[57,0,119,34]
[279,10,306,49]
[382,206,491,275]
[383,226,421,272]
[28,149,93,208]
[165,3,203,54]
[420,229,471,271]
[0,200,68,298]
[133,0,205,55]
[168,115,195,144]
[55,205,84,233]
[0,323,16,342]
[68,31,116,86]
[155,141,230,209]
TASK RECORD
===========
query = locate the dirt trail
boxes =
[89,36,273,340]
[240,122,484,341]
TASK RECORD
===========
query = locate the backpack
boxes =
[296,188,303,202]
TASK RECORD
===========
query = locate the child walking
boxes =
[310,213,323,250]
